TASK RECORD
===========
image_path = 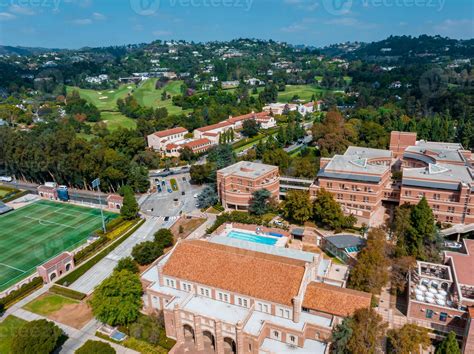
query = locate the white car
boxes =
[193,194,199,198]
[0,176,12,182]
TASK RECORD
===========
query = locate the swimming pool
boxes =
[227,230,278,245]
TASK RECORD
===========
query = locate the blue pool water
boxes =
[227,230,278,245]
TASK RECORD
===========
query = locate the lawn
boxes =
[23,293,78,316]
[277,85,328,102]
[170,217,206,239]
[169,178,179,191]
[134,79,186,115]
[0,315,27,354]
[0,200,118,291]
[66,84,136,111]
[100,111,137,131]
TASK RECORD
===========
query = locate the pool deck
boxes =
[213,223,289,247]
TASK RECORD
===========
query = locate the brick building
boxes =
[309,131,474,226]
[407,239,474,350]
[217,161,280,211]
[141,238,371,353]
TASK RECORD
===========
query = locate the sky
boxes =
[0,0,472,49]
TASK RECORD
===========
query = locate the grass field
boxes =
[0,200,118,291]
[277,85,328,102]
[134,79,186,115]
[66,84,136,111]
[23,293,78,316]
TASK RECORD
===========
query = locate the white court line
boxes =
[0,262,26,273]
[23,216,78,229]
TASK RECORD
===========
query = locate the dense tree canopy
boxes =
[89,270,143,326]
[281,190,313,224]
[313,188,356,231]
[12,319,63,354]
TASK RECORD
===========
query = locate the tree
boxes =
[154,228,174,248]
[409,197,436,260]
[390,255,416,293]
[436,331,460,354]
[190,164,213,184]
[75,340,116,354]
[282,190,313,224]
[331,317,353,354]
[313,188,356,231]
[242,119,260,137]
[262,148,290,170]
[132,241,164,265]
[197,185,218,209]
[180,146,195,162]
[12,319,63,354]
[387,324,430,354]
[348,228,389,294]
[347,308,387,354]
[120,186,139,220]
[249,189,272,215]
[89,270,142,326]
[114,257,139,274]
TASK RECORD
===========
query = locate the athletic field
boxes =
[0,200,118,291]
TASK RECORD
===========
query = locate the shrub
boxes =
[132,241,163,266]
[12,319,64,354]
[206,211,264,234]
[75,340,116,354]
[154,229,174,249]
[74,237,109,264]
[49,285,86,300]
[0,277,43,310]
[57,219,144,286]
[115,257,139,274]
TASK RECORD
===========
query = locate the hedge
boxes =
[0,277,43,310]
[57,218,145,286]
[74,237,109,264]
[2,190,29,203]
[49,285,86,300]
[96,217,125,236]
[206,211,265,234]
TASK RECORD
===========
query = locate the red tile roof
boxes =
[195,121,232,132]
[303,282,372,317]
[227,111,268,124]
[183,138,212,150]
[154,127,188,138]
[39,252,73,269]
[107,194,123,203]
[162,240,306,306]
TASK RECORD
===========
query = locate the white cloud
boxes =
[72,18,93,25]
[0,12,16,21]
[9,5,36,16]
[324,17,377,29]
[433,19,474,38]
[153,30,172,36]
[281,24,306,33]
[92,12,106,20]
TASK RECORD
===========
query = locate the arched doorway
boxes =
[183,324,195,343]
[203,331,215,352]
[65,263,71,271]
[223,337,236,354]
[50,272,57,281]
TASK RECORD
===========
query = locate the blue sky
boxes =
[0,0,472,48]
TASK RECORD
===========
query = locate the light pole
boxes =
[92,178,106,233]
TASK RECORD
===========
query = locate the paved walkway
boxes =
[70,216,170,294]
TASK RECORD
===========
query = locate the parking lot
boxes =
[140,173,205,218]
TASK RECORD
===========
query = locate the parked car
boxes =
[161,180,166,186]
[0,176,12,182]
[181,191,185,195]
[167,188,172,193]
[157,185,162,193]
[164,216,169,221]
[193,193,199,198]
[444,241,462,249]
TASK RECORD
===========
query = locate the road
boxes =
[69,216,173,294]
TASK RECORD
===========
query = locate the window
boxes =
[327,183,332,188]
[181,282,192,292]
[256,302,271,314]
[236,296,249,308]
[434,193,441,200]
[426,309,434,319]
[363,196,369,203]
[289,335,296,344]
[165,278,176,288]
[337,194,343,200]
[271,330,280,339]
[218,291,230,303]
[199,287,210,298]
[277,307,291,319]
[448,207,455,214]
[440,312,448,322]
[350,195,356,202]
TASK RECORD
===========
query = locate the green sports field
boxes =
[0,200,118,291]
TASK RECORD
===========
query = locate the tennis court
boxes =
[0,200,118,291]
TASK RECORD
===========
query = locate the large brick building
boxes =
[141,238,371,354]
[217,161,280,211]
[310,131,474,226]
